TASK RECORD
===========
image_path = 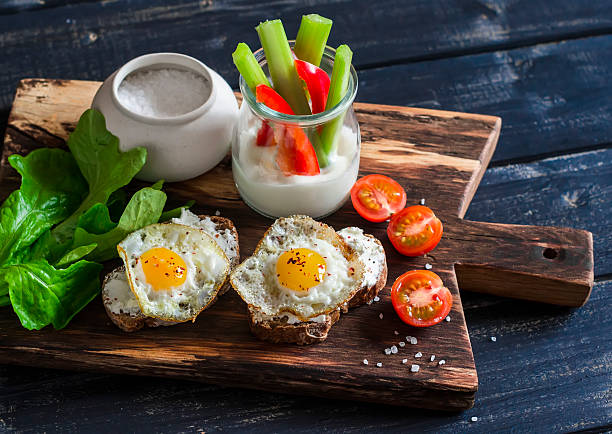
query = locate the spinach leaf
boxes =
[0,149,87,266]
[77,203,117,234]
[106,189,128,222]
[159,200,196,222]
[73,186,167,262]
[55,244,97,268]
[51,109,147,244]
[5,259,103,330]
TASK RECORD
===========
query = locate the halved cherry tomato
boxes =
[387,205,443,256]
[391,270,452,327]
[295,59,331,114]
[350,174,407,222]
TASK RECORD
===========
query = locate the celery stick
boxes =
[294,14,333,67]
[256,19,311,115]
[309,130,329,168]
[232,42,270,92]
[319,44,353,162]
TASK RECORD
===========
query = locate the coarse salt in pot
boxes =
[93,52,238,182]
[232,44,360,219]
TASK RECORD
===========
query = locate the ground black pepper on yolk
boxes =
[275,248,327,293]
[140,247,188,291]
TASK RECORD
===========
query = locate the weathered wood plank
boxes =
[466,148,612,276]
[358,35,612,163]
[1,278,609,432]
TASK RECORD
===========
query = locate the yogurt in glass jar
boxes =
[232,44,360,219]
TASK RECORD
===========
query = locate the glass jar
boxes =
[232,43,360,219]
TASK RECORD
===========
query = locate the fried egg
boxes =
[117,223,230,322]
[230,215,364,321]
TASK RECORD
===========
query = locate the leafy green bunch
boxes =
[0,109,191,330]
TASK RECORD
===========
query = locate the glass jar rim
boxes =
[239,43,358,126]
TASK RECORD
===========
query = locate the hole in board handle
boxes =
[543,248,558,259]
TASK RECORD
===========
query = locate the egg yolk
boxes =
[139,247,187,291]
[276,248,326,293]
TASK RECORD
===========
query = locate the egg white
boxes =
[118,223,229,322]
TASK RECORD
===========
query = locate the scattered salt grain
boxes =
[394,330,399,335]
[384,348,391,355]
[491,336,497,342]
[373,296,380,302]
[410,337,418,345]
[117,67,211,118]
[379,313,384,320]
[471,417,478,422]
[363,359,368,365]
[415,352,422,358]
[420,198,426,205]
[438,359,446,366]
[410,364,420,373]
[215,210,221,216]
[390,345,398,354]
[406,336,412,342]
[445,316,451,322]
[425,263,432,270]
[402,358,408,364]
[399,341,405,348]
[430,355,436,362]
[376,362,382,367]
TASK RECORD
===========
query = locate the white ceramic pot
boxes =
[92,52,238,182]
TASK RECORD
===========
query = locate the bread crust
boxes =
[207,215,240,296]
[246,230,387,345]
[103,214,239,332]
[248,309,341,345]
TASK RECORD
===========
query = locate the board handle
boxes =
[446,218,594,307]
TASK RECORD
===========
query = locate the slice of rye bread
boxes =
[246,232,387,345]
[102,215,239,332]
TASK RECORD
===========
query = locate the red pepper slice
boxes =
[294,59,331,114]
[275,126,320,176]
[255,85,320,175]
[256,122,275,147]
[255,85,292,147]
[256,84,295,115]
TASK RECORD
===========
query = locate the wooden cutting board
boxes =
[0,79,593,411]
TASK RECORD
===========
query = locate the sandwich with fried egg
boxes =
[230,215,387,345]
[102,210,239,332]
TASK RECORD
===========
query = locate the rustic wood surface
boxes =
[0,0,610,432]
[0,76,595,412]
[0,78,486,411]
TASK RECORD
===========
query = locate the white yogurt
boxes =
[233,123,360,218]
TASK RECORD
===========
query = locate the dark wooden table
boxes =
[1,1,610,432]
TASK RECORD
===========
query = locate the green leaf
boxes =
[159,200,195,222]
[77,203,117,234]
[24,229,69,264]
[0,149,87,266]
[55,244,97,268]
[73,187,167,262]
[6,259,103,330]
[0,294,9,307]
[107,189,128,222]
[151,180,164,190]
[51,109,147,244]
